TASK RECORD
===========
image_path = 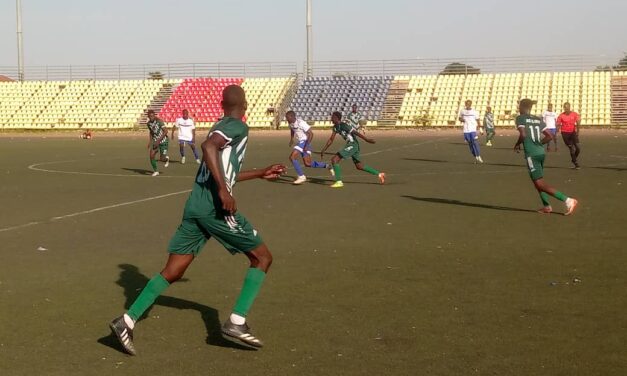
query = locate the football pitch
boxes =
[1,129,626,375]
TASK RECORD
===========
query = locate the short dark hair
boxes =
[332,111,342,119]
[147,110,155,115]
[286,110,296,117]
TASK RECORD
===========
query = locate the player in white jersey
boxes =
[171,109,200,164]
[458,100,483,163]
[542,103,558,152]
[286,111,331,185]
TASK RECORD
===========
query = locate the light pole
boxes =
[16,0,24,81]
[306,0,312,78]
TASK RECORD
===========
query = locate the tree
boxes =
[440,62,480,75]
[148,71,165,80]
[594,54,627,72]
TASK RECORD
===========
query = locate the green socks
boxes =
[363,165,380,176]
[552,191,568,202]
[150,158,158,172]
[233,268,266,317]
[127,274,170,321]
[332,164,342,181]
[540,192,551,207]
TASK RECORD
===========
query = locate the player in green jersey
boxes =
[320,111,385,188]
[109,86,287,354]
[346,104,365,134]
[514,99,578,215]
[146,110,170,176]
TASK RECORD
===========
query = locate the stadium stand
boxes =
[288,76,393,126]
[158,78,244,126]
[397,75,436,126]
[1,71,624,130]
[241,77,295,128]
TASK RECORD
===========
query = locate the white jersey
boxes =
[174,117,195,141]
[459,108,479,133]
[542,111,558,129]
[289,118,311,142]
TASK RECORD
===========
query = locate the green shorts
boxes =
[526,154,545,181]
[152,141,169,156]
[167,212,263,256]
[337,143,361,163]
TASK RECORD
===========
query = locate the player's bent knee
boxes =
[247,244,273,272]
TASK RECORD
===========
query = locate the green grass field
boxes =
[1,129,626,375]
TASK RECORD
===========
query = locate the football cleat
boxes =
[109,316,136,355]
[564,198,578,216]
[151,171,160,177]
[221,319,264,348]
[330,181,344,188]
[293,175,307,185]
[378,172,386,184]
[164,157,169,168]
[180,156,186,164]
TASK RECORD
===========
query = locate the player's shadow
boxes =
[401,195,537,213]
[403,158,448,163]
[270,176,383,186]
[121,168,154,175]
[98,264,256,353]
[595,166,626,171]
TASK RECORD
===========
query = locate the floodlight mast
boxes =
[306,0,313,78]
[16,0,24,81]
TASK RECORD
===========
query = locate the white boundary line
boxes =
[28,159,189,179]
[0,190,191,233]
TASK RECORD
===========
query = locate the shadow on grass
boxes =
[595,166,626,172]
[270,176,384,186]
[401,195,537,213]
[121,168,153,175]
[402,158,448,163]
[98,264,256,354]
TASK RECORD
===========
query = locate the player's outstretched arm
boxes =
[320,132,337,158]
[201,133,236,214]
[237,164,287,182]
[354,131,375,144]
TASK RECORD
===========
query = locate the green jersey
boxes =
[516,114,546,157]
[333,122,358,146]
[346,111,363,130]
[147,118,168,145]
[184,117,249,218]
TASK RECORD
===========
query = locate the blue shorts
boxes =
[547,129,557,136]
[463,132,477,143]
[179,140,195,146]
[293,141,312,156]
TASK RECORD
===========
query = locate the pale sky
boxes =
[0,0,625,67]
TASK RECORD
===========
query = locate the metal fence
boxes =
[307,55,621,77]
[0,55,621,81]
[0,62,299,81]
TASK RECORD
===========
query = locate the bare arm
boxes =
[201,133,235,213]
[289,129,294,146]
[354,131,375,144]
[306,129,314,147]
[237,164,286,182]
[320,132,337,158]
[170,123,177,139]
[514,127,525,152]
[540,129,552,145]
